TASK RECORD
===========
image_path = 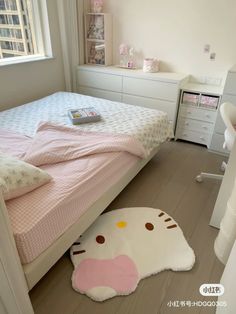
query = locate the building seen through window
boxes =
[0,0,36,59]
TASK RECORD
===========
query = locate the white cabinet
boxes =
[175,84,222,148]
[78,86,122,102]
[78,68,122,92]
[210,65,236,154]
[77,65,188,129]
[84,13,112,66]
[122,94,176,122]
[122,76,178,101]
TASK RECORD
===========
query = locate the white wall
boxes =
[0,1,66,111]
[104,0,236,80]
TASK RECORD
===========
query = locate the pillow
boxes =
[0,153,52,201]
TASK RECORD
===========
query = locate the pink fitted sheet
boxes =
[2,130,139,264]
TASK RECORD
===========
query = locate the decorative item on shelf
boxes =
[87,15,104,40]
[143,58,159,73]
[88,43,96,64]
[91,0,103,13]
[88,43,105,65]
[127,47,135,69]
[119,44,136,69]
[119,43,129,67]
[94,44,105,65]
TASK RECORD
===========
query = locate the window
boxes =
[0,0,17,11]
[0,1,6,10]
[0,0,52,64]
[0,28,22,38]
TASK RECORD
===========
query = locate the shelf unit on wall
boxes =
[84,13,112,66]
[175,83,223,148]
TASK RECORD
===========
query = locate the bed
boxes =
[0,92,172,290]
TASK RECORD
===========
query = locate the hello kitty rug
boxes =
[70,207,195,302]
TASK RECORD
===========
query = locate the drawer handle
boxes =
[183,133,187,136]
[202,126,208,130]
[187,111,192,114]
[200,136,205,141]
[185,122,189,126]
[205,114,210,118]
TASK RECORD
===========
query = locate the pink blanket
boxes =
[23,122,147,166]
[0,129,31,158]
[0,123,146,263]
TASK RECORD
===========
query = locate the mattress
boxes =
[0,92,171,264]
[0,92,172,154]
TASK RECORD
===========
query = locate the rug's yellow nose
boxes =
[116,221,127,228]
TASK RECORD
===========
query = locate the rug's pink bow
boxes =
[72,255,139,293]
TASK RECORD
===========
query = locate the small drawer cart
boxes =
[84,13,112,66]
[175,83,222,148]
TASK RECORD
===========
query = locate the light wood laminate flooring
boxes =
[30,141,226,314]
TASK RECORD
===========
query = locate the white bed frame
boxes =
[0,146,159,297]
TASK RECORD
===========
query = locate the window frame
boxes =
[0,0,53,66]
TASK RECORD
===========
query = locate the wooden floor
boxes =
[30,141,226,314]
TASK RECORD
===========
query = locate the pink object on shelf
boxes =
[91,0,103,13]
[143,58,159,73]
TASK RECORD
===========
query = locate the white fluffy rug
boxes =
[70,207,195,302]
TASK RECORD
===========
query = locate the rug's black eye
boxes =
[96,235,105,244]
[145,223,154,231]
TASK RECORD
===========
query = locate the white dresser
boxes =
[175,83,223,148]
[77,65,188,128]
[210,65,236,154]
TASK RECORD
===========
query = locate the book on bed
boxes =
[68,107,101,124]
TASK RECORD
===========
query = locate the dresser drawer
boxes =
[179,105,217,123]
[176,129,212,147]
[122,94,176,122]
[177,117,214,134]
[77,69,122,92]
[78,86,122,102]
[123,77,178,101]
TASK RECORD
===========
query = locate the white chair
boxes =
[196,102,236,183]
